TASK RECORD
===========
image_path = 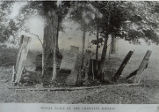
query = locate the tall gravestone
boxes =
[14,35,31,84]
[60,46,80,85]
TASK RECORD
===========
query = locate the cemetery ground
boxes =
[0,47,159,103]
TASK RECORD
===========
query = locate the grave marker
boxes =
[134,50,152,84]
[14,35,31,84]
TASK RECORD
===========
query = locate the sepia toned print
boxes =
[0,1,159,104]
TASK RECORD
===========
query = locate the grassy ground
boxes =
[0,67,158,103]
[0,47,159,103]
[0,47,17,66]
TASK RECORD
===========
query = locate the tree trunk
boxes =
[56,17,60,50]
[52,16,60,81]
[98,34,109,81]
[97,9,111,82]
[42,9,58,86]
[52,28,57,81]
[77,23,86,85]
[96,25,99,60]
[111,34,116,54]
[81,24,86,69]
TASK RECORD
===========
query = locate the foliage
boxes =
[120,2,159,44]
[0,2,15,42]
[70,1,101,32]
[21,1,71,32]
[1,1,159,45]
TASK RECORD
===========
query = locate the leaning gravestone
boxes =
[134,50,152,84]
[14,35,31,84]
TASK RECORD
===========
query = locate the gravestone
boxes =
[134,50,152,83]
[14,35,31,84]
[65,54,80,85]
[112,50,134,82]
[60,51,78,70]
[60,50,81,85]
[70,45,79,54]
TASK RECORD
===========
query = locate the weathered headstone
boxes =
[14,35,31,84]
[134,50,152,84]
[112,50,134,82]
[70,45,79,54]
[64,53,81,85]
[81,50,93,85]
[60,51,78,70]
[126,69,138,79]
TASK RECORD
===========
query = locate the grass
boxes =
[72,86,151,104]
[0,46,17,66]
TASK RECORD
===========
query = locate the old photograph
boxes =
[0,1,159,105]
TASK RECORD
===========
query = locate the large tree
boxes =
[15,1,71,86]
[91,1,159,82]
[70,1,100,68]
[91,1,128,81]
